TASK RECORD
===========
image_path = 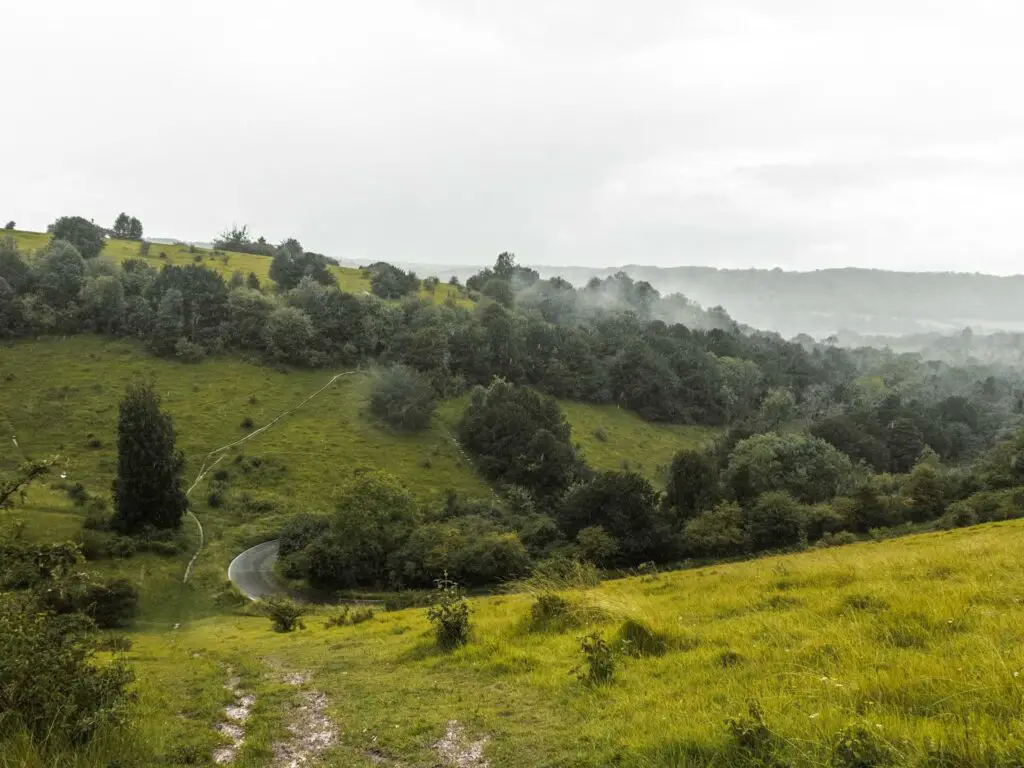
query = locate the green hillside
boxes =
[0,336,492,620]
[10,519,1023,767]
[0,336,714,622]
[3,228,466,304]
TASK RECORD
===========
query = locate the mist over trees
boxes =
[5,234,1024,590]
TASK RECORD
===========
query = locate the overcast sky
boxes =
[4,1,1024,273]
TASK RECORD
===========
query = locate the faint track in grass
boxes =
[182,370,361,585]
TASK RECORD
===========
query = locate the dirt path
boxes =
[272,672,337,767]
[212,670,255,765]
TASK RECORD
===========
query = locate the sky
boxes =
[4,0,1024,273]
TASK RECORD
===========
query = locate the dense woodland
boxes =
[4,223,1024,594]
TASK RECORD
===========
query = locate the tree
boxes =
[369,364,437,431]
[150,287,185,355]
[111,382,187,532]
[887,417,924,474]
[35,240,86,307]
[368,262,419,299]
[557,471,669,563]
[3,221,14,230]
[127,216,143,240]
[263,305,316,365]
[270,239,335,290]
[745,491,806,550]
[0,458,56,509]
[664,448,720,520]
[50,216,105,259]
[458,379,580,497]
[758,387,796,430]
[112,213,131,238]
[725,432,856,504]
[80,275,126,333]
[214,224,251,251]
[301,471,422,589]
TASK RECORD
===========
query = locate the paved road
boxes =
[227,540,287,600]
[228,540,382,605]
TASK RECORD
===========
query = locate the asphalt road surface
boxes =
[227,540,286,600]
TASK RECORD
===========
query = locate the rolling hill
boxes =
[9,518,1023,766]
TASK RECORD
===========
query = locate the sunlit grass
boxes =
[8,520,1024,766]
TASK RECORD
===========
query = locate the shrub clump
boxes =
[0,596,134,743]
[369,364,437,432]
[324,605,375,628]
[426,574,470,650]
[262,596,305,632]
[574,632,616,684]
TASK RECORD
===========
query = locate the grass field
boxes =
[3,229,467,305]
[0,336,492,621]
[8,519,1024,766]
[437,397,720,488]
[1,336,712,624]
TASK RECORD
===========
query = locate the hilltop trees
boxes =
[50,216,105,259]
[269,238,335,289]
[368,262,419,299]
[112,213,143,240]
[111,383,187,533]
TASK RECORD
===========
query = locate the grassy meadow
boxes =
[1,336,713,622]
[3,228,467,305]
[7,520,1024,766]
[0,336,491,621]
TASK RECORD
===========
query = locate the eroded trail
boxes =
[271,672,337,767]
[212,670,255,765]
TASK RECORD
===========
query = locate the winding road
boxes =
[228,540,287,600]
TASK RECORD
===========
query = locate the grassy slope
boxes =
[1,337,714,622]
[14,520,1023,767]
[438,398,720,489]
[4,229,467,305]
[561,401,720,487]
[0,336,492,621]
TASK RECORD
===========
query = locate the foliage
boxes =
[558,471,670,564]
[368,262,419,299]
[111,382,187,532]
[725,432,856,504]
[262,595,305,632]
[682,502,750,557]
[289,471,422,589]
[574,633,616,684]
[111,213,143,240]
[50,216,105,259]
[426,574,470,649]
[458,379,580,497]
[0,597,134,744]
[744,491,806,551]
[269,238,336,290]
[0,458,56,509]
[369,364,437,431]
[664,447,720,519]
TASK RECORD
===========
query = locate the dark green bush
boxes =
[262,596,305,632]
[0,597,134,743]
[369,364,437,432]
